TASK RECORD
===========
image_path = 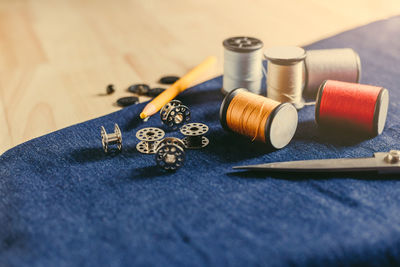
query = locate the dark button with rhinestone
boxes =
[128,84,150,95]
[147,87,166,97]
[117,96,139,107]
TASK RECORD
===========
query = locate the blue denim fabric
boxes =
[1,17,400,267]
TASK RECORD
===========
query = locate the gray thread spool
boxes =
[222,37,264,95]
[264,46,306,109]
[303,48,361,99]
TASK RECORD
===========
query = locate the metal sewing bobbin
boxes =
[160,100,191,130]
[101,124,122,153]
[136,127,165,154]
[155,137,186,171]
[180,122,209,149]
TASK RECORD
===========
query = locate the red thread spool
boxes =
[315,80,389,136]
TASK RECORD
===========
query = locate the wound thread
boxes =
[304,48,361,99]
[223,37,264,95]
[316,80,389,136]
[220,88,298,149]
[264,46,306,109]
[227,90,279,142]
[267,62,304,105]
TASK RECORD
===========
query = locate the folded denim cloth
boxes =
[1,16,400,267]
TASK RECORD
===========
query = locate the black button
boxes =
[117,96,139,107]
[106,84,115,95]
[159,76,180,84]
[127,84,150,95]
[147,87,166,97]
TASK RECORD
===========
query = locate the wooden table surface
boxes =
[1,0,399,154]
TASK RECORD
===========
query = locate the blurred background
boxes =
[1,0,400,154]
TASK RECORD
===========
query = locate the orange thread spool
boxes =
[220,88,298,149]
[315,80,389,136]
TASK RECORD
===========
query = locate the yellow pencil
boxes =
[140,56,217,119]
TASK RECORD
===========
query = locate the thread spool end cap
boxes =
[264,46,306,65]
[267,103,298,149]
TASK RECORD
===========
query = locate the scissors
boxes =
[234,150,400,174]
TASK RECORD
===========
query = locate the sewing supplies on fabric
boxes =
[315,80,389,136]
[140,56,217,119]
[264,46,306,109]
[304,48,361,98]
[100,124,122,153]
[134,100,208,170]
[222,36,264,95]
[234,150,400,174]
[219,88,298,149]
[101,40,386,172]
[101,94,208,171]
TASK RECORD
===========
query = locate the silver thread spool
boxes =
[222,37,264,95]
[303,48,361,99]
[264,46,306,109]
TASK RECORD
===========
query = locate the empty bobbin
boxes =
[180,123,209,149]
[160,100,191,130]
[101,124,122,153]
[155,137,186,171]
[136,127,165,154]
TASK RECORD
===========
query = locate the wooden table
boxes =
[1,0,399,154]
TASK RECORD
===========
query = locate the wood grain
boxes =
[1,0,400,154]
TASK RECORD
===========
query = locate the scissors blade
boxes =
[233,152,400,173]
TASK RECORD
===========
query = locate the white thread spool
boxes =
[264,46,306,109]
[222,37,264,95]
[303,48,361,99]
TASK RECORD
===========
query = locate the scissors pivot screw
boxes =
[385,150,400,164]
[101,124,122,153]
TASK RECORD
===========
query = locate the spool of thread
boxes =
[304,48,361,98]
[264,46,306,109]
[315,80,389,136]
[220,88,298,149]
[222,37,264,95]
